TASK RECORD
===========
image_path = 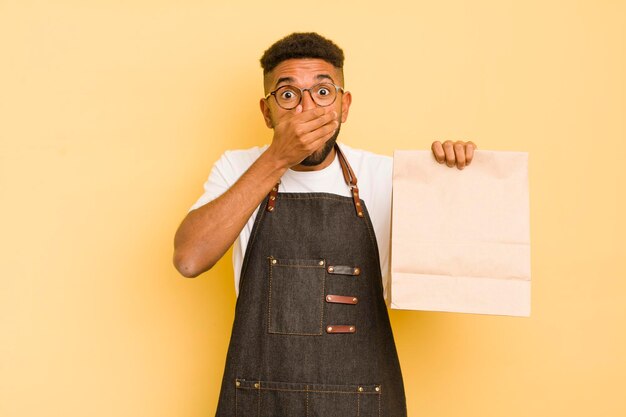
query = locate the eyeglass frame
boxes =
[264,82,345,110]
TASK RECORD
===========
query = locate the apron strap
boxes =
[334,144,364,218]
[265,143,364,218]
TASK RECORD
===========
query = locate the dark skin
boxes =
[173,58,476,277]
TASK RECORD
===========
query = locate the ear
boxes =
[340,91,352,123]
[259,98,273,128]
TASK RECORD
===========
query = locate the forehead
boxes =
[266,58,341,88]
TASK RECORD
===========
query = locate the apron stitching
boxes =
[273,264,324,268]
[257,381,261,417]
[239,201,267,291]
[305,385,309,417]
[237,387,379,394]
[357,391,360,416]
[267,259,272,334]
[361,204,386,297]
[267,330,323,336]
[279,195,355,203]
[320,269,326,334]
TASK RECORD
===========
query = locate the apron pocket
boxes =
[235,378,382,417]
[267,257,326,335]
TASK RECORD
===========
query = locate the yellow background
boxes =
[1,1,625,416]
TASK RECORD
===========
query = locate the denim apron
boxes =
[215,145,407,416]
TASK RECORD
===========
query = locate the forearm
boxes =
[173,148,288,277]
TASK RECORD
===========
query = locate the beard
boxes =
[299,124,341,166]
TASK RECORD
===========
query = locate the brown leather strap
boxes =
[327,265,361,276]
[335,144,364,218]
[325,294,359,305]
[265,181,280,212]
[326,324,356,334]
[334,144,357,187]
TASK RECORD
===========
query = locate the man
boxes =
[174,32,475,416]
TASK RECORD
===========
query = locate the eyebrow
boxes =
[273,74,337,89]
[315,74,335,83]
[274,76,295,88]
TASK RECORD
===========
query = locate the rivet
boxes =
[270,196,275,201]
[327,326,333,332]
[254,382,260,389]
[375,386,380,392]
[268,206,274,212]
[235,380,241,387]
[358,212,363,217]
[352,297,358,303]
[349,326,355,332]
[318,260,324,266]
[354,267,360,275]
[272,187,277,192]
[271,259,277,265]
[358,386,363,392]
[326,295,332,301]
[356,202,361,206]
[328,266,334,273]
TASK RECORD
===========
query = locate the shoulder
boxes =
[213,145,269,181]
[337,142,392,177]
[217,145,268,169]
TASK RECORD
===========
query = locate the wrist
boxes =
[261,145,290,175]
[263,144,290,172]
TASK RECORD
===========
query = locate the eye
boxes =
[279,88,298,101]
[317,87,330,96]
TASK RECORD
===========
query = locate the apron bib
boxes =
[215,145,407,416]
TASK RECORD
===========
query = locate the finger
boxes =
[275,104,303,125]
[453,141,466,169]
[305,123,340,153]
[465,141,476,165]
[431,141,445,163]
[293,106,326,123]
[298,110,337,134]
[276,104,324,127]
[443,140,455,167]
[302,119,339,145]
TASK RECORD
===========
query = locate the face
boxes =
[260,58,352,166]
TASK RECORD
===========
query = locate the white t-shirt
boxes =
[189,142,393,303]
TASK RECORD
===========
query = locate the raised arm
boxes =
[173,149,287,277]
[173,105,338,277]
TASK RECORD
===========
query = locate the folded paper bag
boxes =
[390,150,530,317]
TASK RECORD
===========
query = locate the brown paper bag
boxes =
[390,150,530,316]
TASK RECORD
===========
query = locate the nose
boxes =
[300,89,316,111]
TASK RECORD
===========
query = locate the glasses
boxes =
[265,82,344,110]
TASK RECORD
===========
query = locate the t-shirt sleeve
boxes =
[188,147,265,212]
[188,156,231,212]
